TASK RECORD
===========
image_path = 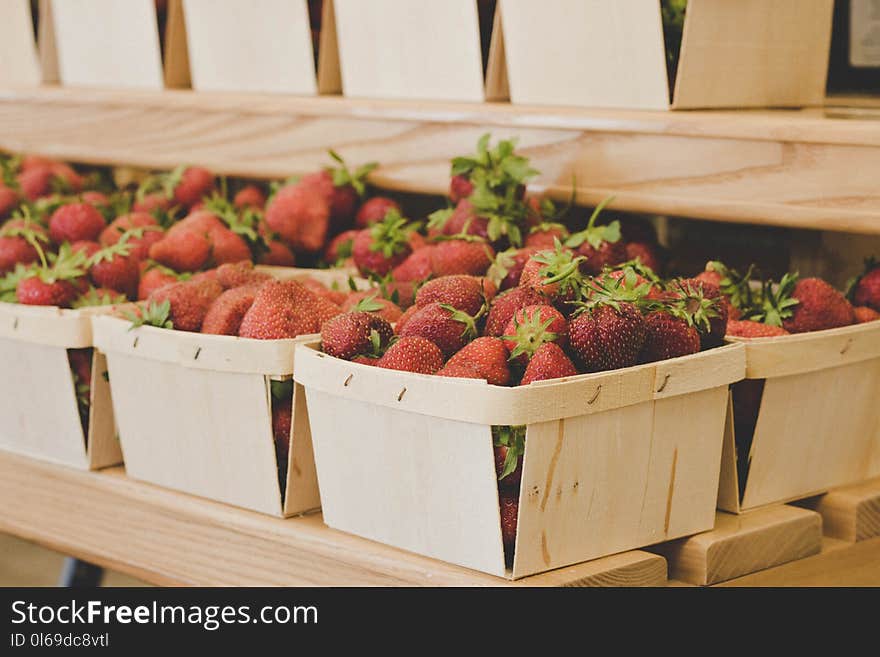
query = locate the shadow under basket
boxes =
[296,340,746,579]
[719,321,880,514]
[92,315,320,517]
[0,302,120,470]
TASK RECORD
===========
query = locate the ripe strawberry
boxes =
[149,229,212,272]
[81,191,109,208]
[209,226,252,265]
[233,185,266,210]
[352,354,379,366]
[436,199,491,240]
[488,247,539,291]
[16,166,55,201]
[484,286,546,337]
[0,185,19,218]
[625,241,663,273]
[415,275,488,316]
[258,239,297,267]
[16,276,79,307]
[695,261,755,321]
[172,166,215,207]
[726,319,790,338]
[565,198,626,275]
[302,152,376,231]
[430,238,495,277]
[639,310,701,363]
[761,275,854,333]
[850,259,880,312]
[88,238,141,299]
[437,361,484,379]
[132,191,171,214]
[201,285,260,335]
[449,174,474,203]
[99,212,162,260]
[595,265,664,300]
[394,304,420,334]
[854,306,880,323]
[239,280,322,339]
[518,242,583,304]
[499,490,518,559]
[520,342,578,385]
[321,311,393,360]
[352,210,413,277]
[569,299,646,373]
[341,292,403,323]
[524,223,569,250]
[323,229,358,266]
[377,336,444,374]
[68,348,93,388]
[668,277,728,348]
[0,218,47,273]
[15,243,88,308]
[148,278,223,332]
[266,184,330,253]
[215,260,271,289]
[70,240,100,258]
[493,425,524,489]
[398,302,478,358]
[272,383,292,480]
[299,277,348,305]
[355,197,400,229]
[443,336,510,386]
[314,295,343,326]
[503,303,569,366]
[138,263,182,300]
[391,246,435,282]
[48,203,106,245]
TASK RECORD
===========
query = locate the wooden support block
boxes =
[651,506,822,586]
[526,552,667,588]
[798,479,880,542]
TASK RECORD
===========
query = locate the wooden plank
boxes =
[0,452,666,587]
[651,506,823,586]
[1,88,880,234]
[799,479,880,543]
[0,0,41,86]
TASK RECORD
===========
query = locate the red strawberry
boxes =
[272,389,292,478]
[520,342,578,385]
[438,199,490,240]
[201,285,260,335]
[518,242,583,305]
[0,219,47,273]
[726,319,790,338]
[68,348,93,388]
[81,191,109,208]
[352,210,413,277]
[565,198,626,275]
[149,230,212,272]
[854,306,880,323]
[499,490,518,559]
[398,302,478,358]
[430,238,495,277]
[851,260,880,312]
[299,277,348,305]
[149,278,223,332]
[442,336,510,386]
[639,311,701,363]
[238,280,322,339]
[16,276,78,307]
[449,174,474,203]
[355,197,401,229]
[266,184,330,253]
[437,361,485,380]
[394,303,420,334]
[301,151,376,232]
[233,185,266,210]
[48,203,106,245]
[625,241,663,274]
[133,191,171,214]
[16,166,55,201]
[503,304,568,365]
[172,166,215,207]
[314,296,343,326]
[99,212,162,260]
[321,311,394,360]
[88,241,141,299]
[569,301,646,373]
[377,336,444,374]
[215,260,271,289]
[258,239,297,267]
[488,247,539,291]
[208,226,252,265]
[352,354,379,366]
[323,229,358,265]
[391,246,435,282]
[138,264,181,300]
[415,275,488,316]
[668,278,728,348]
[70,240,101,258]
[524,223,569,250]
[50,162,84,192]
[0,185,19,218]
[15,243,89,308]
[770,276,854,334]
[493,425,524,489]
[341,292,403,323]
[484,286,546,337]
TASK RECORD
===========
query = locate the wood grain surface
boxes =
[799,478,880,542]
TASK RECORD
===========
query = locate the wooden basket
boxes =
[494,0,834,110]
[296,340,746,579]
[718,321,880,513]
[0,303,120,470]
[90,267,358,517]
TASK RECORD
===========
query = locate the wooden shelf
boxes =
[1,450,878,587]
[1,87,880,234]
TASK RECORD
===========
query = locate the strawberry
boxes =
[72,286,128,309]
[352,355,379,366]
[148,278,222,332]
[314,295,343,326]
[854,306,880,323]
[595,264,664,300]
[341,292,403,323]
[16,166,55,201]
[15,243,88,308]
[233,185,266,210]
[323,229,358,265]
[503,304,568,365]
[70,240,101,258]
[377,336,444,374]
[99,212,162,260]
[149,229,211,273]
[239,280,322,339]
[415,275,488,316]
[487,247,539,291]
[394,303,420,334]
[132,191,171,214]
[321,311,393,360]
[258,239,297,266]
[138,263,183,300]
[430,238,495,277]
[391,246,435,282]
[352,209,413,277]
[303,151,377,231]
[432,199,490,240]
[48,203,106,245]
[215,260,271,289]
[849,258,880,312]
[0,185,19,218]
[625,241,663,274]
[81,191,110,208]
[436,361,484,380]
[639,310,701,363]
[565,198,626,275]
[524,223,569,249]
[271,380,293,481]
[68,348,93,388]
[299,276,348,305]
[668,277,728,348]
[757,274,854,334]
[493,425,524,489]
[201,285,260,335]
[88,235,141,299]
[398,302,478,358]
[695,261,754,321]
[174,166,215,207]
[499,490,518,559]
[208,226,253,265]
[726,319,790,338]
[518,241,583,305]
[355,197,400,229]
[520,342,578,385]
[265,184,330,253]
[443,336,510,386]
[449,174,474,203]
[484,286,546,337]
[0,218,47,273]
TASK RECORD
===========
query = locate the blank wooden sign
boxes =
[48,0,164,89]
[182,0,321,94]
[0,0,41,86]
[334,0,487,102]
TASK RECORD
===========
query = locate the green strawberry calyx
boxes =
[353,294,385,314]
[746,272,800,328]
[136,164,187,203]
[72,287,128,309]
[492,425,526,480]
[367,209,413,258]
[0,263,33,303]
[451,133,539,192]
[532,239,586,296]
[123,299,173,331]
[327,150,378,198]
[565,196,620,250]
[203,193,269,258]
[574,267,654,316]
[502,308,558,361]
[438,303,480,341]
[706,260,756,312]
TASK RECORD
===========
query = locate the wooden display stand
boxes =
[652,506,823,586]
[799,478,880,543]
